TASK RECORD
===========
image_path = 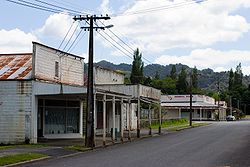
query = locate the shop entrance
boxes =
[38,99,80,138]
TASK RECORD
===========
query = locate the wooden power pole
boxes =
[73,15,110,148]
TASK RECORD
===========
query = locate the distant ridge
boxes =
[94,60,250,92]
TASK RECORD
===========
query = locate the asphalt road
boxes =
[21,121,250,167]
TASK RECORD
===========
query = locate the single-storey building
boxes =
[161,95,227,121]
[0,42,161,145]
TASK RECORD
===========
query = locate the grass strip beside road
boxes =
[168,122,209,131]
[151,119,188,129]
[0,153,48,166]
[64,146,91,152]
[0,144,47,150]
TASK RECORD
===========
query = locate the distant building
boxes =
[161,95,227,121]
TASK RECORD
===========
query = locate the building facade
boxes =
[0,42,161,145]
[161,95,227,121]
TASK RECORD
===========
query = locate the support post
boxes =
[103,95,106,146]
[137,97,141,138]
[149,105,152,136]
[190,78,193,126]
[120,98,124,142]
[112,96,116,142]
[128,99,131,141]
[93,93,96,146]
[80,100,84,136]
[179,108,181,119]
[159,102,162,134]
[200,108,202,121]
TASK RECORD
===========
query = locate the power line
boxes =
[49,0,94,14]
[66,30,86,53]
[16,0,68,13]
[5,0,62,14]
[113,0,210,16]
[5,0,85,15]
[33,0,89,15]
[62,23,79,51]
[69,31,87,52]
[58,21,76,50]
[97,30,133,60]
[97,21,153,65]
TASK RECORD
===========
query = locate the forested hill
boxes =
[95,60,250,91]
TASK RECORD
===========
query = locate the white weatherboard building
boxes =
[161,95,227,121]
[0,42,161,145]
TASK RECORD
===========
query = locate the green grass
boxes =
[150,119,209,131]
[245,115,250,119]
[151,119,188,129]
[0,144,47,150]
[0,153,48,166]
[64,145,90,152]
[168,122,209,131]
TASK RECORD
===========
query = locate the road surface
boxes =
[20,121,250,167]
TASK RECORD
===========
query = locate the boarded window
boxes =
[55,61,59,77]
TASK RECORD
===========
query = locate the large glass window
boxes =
[39,100,80,135]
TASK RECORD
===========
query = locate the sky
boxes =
[1,0,250,75]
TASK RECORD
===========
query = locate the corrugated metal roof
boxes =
[0,54,32,80]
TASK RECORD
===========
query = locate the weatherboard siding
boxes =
[0,81,32,144]
[34,43,84,86]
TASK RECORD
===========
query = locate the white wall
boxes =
[94,66,124,85]
[162,109,180,120]
[33,42,84,86]
[0,81,32,144]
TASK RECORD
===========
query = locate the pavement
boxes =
[13,120,250,167]
[0,121,205,166]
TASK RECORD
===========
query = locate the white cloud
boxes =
[155,48,250,75]
[110,0,250,52]
[0,28,38,53]
[36,13,75,39]
[99,0,113,15]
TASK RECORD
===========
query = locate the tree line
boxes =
[128,48,249,115]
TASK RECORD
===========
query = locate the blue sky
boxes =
[1,0,250,75]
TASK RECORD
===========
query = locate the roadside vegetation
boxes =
[150,119,209,130]
[0,153,48,166]
[64,145,90,152]
[0,144,47,150]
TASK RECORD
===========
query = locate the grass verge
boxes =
[168,122,209,131]
[244,115,250,119]
[0,144,47,150]
[151,119,188,129]
[0,153,48,166]
[64,145,90,152]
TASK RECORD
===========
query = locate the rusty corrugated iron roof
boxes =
[0,53,32,80]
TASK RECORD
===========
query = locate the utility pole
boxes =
[189,73,192,126]
[217,80,220,120]
[73,15,111,148]
[230,96,232,115]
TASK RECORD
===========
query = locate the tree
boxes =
[234,63,243,88]
[143,76,152,86]
[192,66,198,89]
[176,66,188,94]
[170,65,177,80]
[130,48,144,84]
[161,76,177,94]
[154,71,160,80]
[228,68,234,91]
